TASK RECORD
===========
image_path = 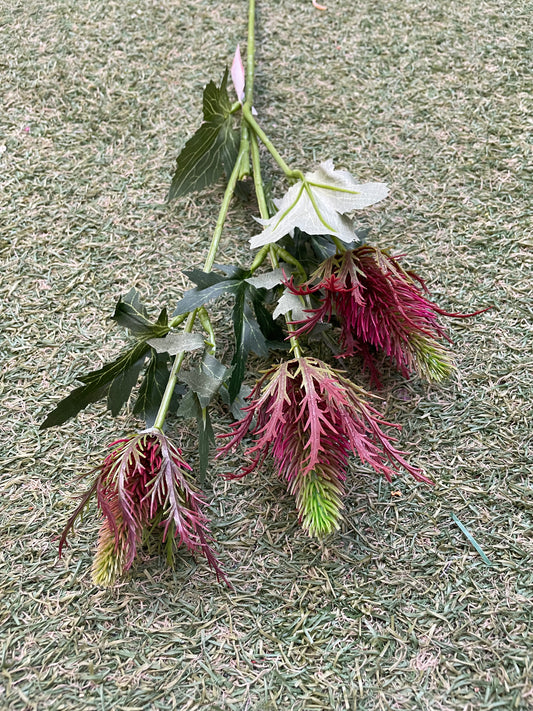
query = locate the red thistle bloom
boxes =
[286,246,477,385]
[60,429,226,587]
[218,357,430,537]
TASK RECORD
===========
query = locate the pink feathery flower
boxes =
[286,246,479,385]
[218,357,430,537]
[60,429,226,587]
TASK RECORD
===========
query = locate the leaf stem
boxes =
[245,0,255,106]
[243,104,303,182]
[249,130,303,359]
[154,140,248,430]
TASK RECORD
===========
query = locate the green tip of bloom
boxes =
[91,517,129,588]
[294,470,344,538]
[410,334,456,382]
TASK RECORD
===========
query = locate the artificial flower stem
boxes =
[204,142,249,273]
[154,142,249,428]
[244,9,303,359]
[243,104,303,182]
[245,0,256,105]
[249,130,304,359]
[167,144,247,333]
[153,311,197,431]
[331,235,347,253]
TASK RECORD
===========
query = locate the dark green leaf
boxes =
[168,122,224,200]
[107,353,147,417]
[112,289,169,338]
[177,390,215,484]
[172,278,240,316]
[183,269,225,289]
[202,69,231,120]
[41,341,150,428]
[213,263,249,279]
[219,118,240,180]
[168,70,240,201]
[228,287,268,401]
[198,407,215,484]
[133,351,171,426]
[249,285,286,342]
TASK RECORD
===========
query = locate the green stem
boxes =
[153,140,248,430]
[245,0,255,105]
[249,130,303,359]
[330,235,347,254]
[243,105,303,182]
[153,312,196,431]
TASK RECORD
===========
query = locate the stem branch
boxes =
[154,140,248,430]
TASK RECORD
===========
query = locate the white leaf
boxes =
[147,332,205,355]
[250,160,388,249]
[273,289,308,321]
[245,268,284,290]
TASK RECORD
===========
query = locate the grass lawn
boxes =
[1,0,531,709]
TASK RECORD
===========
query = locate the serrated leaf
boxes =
[168,69,240,201]
[183,269,225,290]
[173,278,240,316]
[228,287,268,401]
[201,352,228,384]
[177,389,215,483]
[179,354,227,408]
[203,68,232,120]
[213,263,250,279]
[133,351,171,426]
[107,353,147,417]
[177,389,200,419]
[273,289,308,321]
[113,289,169,338]
[249,285,286,342]
[41,341,150,428]
[245,268,284,290]
[219,382,252,420]
[147,332,205,355]
[250,160,388,248]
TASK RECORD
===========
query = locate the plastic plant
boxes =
[41,0,484,587]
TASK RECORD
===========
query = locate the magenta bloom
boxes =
[286,246,473,385]
[218,357,430,537]
[61,429,226,586]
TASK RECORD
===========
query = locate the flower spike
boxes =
[61,429,227,587]
[286,246,481,385]
[218,357,430,537]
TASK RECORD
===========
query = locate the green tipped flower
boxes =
[91,500,129,587]
[60,429,227,587]
[287,246,485,386]
[292,469,344,538]
[219,357,431,538]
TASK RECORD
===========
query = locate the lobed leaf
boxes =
[168,69,240,201]
[113,289,169,339]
